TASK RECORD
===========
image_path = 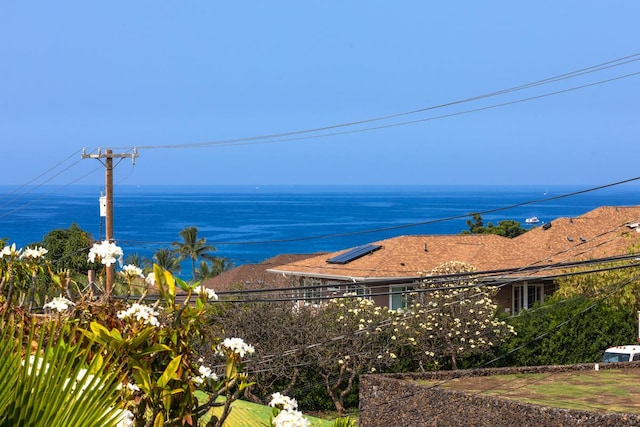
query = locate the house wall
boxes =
[370,284,390,308]
[359,362,640,427]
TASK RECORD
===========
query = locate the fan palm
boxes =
[0,316,126,426]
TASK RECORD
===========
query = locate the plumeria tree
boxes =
[119,264,146,301]
[308,295,399,415]
[0,243,54,311]
[81,252,254,427]
[20,246,49,310]
[400,261,516,370]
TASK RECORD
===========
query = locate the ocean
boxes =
[0,184,638,267]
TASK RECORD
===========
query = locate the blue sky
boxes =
[1,2,639,187]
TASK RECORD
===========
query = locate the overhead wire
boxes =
[123,52,640,151]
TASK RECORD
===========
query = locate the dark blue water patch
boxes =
[0,184,638,266]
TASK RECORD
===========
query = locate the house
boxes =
[267,206,640,314]
[200,253,326,296]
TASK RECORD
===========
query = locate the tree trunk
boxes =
[28,272,36,311]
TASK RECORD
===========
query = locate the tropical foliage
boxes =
[462,213,528,237]
[172,226,217,279]
[0,316,126,427]
[498,295,636,367]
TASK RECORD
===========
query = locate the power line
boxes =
[124,52,640,151]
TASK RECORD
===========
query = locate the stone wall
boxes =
[359,362,640,427]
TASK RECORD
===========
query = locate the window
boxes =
[390,286,409,311]
[513,283,544,314]
[302,278,322,306]
[346,284,370,297]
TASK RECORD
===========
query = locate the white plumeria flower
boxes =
[114,409,135,427]
[44,295,75,313]
[217,337,255,358]
[0,243,21,259]
[145,272,156,286]
[20,246,48,260]
[117,303,160,327]
[193,364,219,386]
[269,392,298,411]
[88,240,123,267]
[195,285,218,300]
[121,264,143,277]
[272,409,310,427]
[117,382,140,393]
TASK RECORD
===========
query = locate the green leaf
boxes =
[89,321,112,341]
[225,358,237,380]
[138,343,173,356]
[153,412,165,427]
[133,367,153,395]
[109,328,123,341]
[157,355,182,388]
[129,327,155,349]
[164,270,176,301]
[175,276,190,292]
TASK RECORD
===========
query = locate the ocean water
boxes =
[0,184,638,267]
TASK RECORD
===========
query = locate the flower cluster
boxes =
[120,264,143,278]
[44,295,75,313]
[195,285,218,300]
[20,246,48,260]
[217,337,255,358]
[0,243,21,259]
[88,241,123,267]
[192,364,219,386]
[117,303,160,327]
[269,392,298,411]
[269,392,310,427]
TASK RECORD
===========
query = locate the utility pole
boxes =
[82,148,138,295]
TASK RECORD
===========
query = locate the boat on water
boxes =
[525,216,540,224]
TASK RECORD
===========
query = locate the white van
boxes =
[602,345,640,363]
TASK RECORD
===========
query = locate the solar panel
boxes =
[326,244,382,264]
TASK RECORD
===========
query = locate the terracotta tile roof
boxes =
[200,253,326,292]
[267,206,640,281]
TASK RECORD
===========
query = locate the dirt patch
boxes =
[421,367,640,414]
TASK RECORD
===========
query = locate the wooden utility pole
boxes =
[82,148,138,295]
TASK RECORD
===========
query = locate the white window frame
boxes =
[513,282,544,314]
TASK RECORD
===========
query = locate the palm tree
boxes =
[194,257,233,281]
[152,248,182,274]
[124,252,151,270]
[172,227,216,280]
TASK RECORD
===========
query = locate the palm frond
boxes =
[0,316,126,427]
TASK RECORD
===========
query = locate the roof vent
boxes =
[567,236,574,242]
[542,222,552,230]
[580,237,587,242]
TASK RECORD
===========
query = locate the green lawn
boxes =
[421,368,640,414]
[196,393,334,427]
